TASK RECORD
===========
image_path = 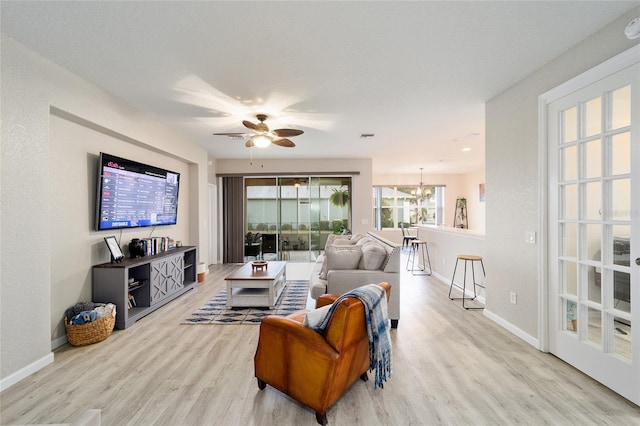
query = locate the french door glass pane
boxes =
[613,226,630,267]
[588,262,601,303]
[584,139,601,178]
[611,178,630,221]
[610,85,630,130]
[565,298,578,334]
[563,106,578,142]
[562,222,577,258]
[613,316,632,360]
[563,261,578,295]
[563,184,578,219]
[611,132,630,175]
[588,307,602,346]
[585,97,602,137]
[584,181,601,220]
[585,223,602,262]
[562,145,578,181]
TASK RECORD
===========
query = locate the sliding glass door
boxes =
[245,176,351,262]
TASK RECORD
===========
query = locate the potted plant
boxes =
[329,186,351,233]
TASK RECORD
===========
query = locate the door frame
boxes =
[537,44,640,353]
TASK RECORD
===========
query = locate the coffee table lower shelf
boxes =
[224,261,287,309]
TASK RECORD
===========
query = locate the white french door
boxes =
[547,55,639,404]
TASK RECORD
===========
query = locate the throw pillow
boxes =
[303,304,332,328]
[359,242,387,270]
[324,234,352,250]
[319,245,362,279]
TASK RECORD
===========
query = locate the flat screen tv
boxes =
[95,152,180,231]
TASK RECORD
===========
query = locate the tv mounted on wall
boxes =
[95,152,180,231]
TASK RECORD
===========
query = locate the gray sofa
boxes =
[309,231,401,327]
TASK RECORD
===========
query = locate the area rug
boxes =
[182,280,309,325]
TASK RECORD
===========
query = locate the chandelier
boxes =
[413,167,432,201]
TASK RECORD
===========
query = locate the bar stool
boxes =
[448,254,485,309]
[406,240,432,276]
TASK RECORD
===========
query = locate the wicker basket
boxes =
[65,305,115,346]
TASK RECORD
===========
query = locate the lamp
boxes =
[253,134,272,148]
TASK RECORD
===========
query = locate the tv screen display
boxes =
[95,153,180,231]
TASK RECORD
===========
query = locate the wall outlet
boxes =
[510,291,517,304]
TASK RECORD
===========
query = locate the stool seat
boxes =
[448,254,485,310]
[458,254,482,261]
[406,240,432,276]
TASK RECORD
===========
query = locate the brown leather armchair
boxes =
[254,282,391,425]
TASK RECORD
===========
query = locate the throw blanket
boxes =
[314,284,392,389]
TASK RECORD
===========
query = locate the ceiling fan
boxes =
[213,114,304,148]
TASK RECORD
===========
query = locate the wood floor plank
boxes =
[1,260,639,425]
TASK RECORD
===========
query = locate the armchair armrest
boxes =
[316,294,338,308]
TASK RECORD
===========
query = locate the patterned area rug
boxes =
[183,280,309,325]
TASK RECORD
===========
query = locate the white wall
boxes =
[485,8,640,339]
[0,36,209,389]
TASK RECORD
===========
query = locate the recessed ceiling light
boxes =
[462,147,471,152]
[360,133,375,138]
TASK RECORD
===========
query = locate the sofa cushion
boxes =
[358,242,387,270]
[320,245,362,279]
[324,234,353,250]
[355,237,373,246]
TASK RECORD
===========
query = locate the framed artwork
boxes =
[479,183,486,202]
[104,236,124,262]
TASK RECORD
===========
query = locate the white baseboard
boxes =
[0,352,54,392]
[483,309,539,348]
[430,272,536,348]
[51,334,68,350]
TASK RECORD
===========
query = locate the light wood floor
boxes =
[1,259,639,425]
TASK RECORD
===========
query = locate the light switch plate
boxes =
[525,231,536,244]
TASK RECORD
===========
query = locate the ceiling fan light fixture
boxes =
[253,135,272,148]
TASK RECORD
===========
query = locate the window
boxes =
[373,186,444,230]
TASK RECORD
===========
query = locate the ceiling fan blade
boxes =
[213,132,247,137]
[245,139,255,148]
[272,138,296,148]
[272,128,304,137]
[243,120,258,130]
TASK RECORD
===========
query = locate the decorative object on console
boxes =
[104,236,124,263]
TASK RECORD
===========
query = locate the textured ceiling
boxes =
[2,1,637,175]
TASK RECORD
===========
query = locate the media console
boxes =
[93,246,197,329]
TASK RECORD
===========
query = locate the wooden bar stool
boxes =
[448,254,485,309]
[406,240,432,276]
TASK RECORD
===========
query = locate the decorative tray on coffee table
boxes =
[251,260,268,271]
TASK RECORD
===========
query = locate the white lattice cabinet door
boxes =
[167,254,185,294]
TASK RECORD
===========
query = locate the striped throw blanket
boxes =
[314,284,392,389]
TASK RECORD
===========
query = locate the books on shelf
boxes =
[127,293,136,309]
[138,237,176,256]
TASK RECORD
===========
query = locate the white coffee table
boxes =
[224,261,287,308]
